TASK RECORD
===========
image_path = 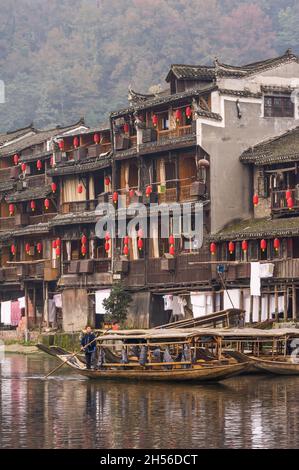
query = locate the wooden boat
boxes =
[246,356,299,375]
[37,328,250,382]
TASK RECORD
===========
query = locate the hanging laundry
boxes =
[172,296,182,317]
[163,295,173,311]
[250,262,261,296]
[53,294,62,309]
[48,299,56,323]
[1,301,11,325]
[177,296,187,316]
[18,297,26,310]
[95,289,111,314]
[11,301,22,327]
[259,263,274,278]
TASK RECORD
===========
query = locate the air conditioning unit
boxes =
[161,255,176,272]
[190,181,206,196]
[74,148,88,162]
[15,213,30,226]
[114,260,129,274]
[10,166,20,179]
[68,261,80,274]
[115,136,130,151]
[79,260,94,273]
[142,128,157,143]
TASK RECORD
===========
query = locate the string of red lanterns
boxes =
[105,232,110,253]
[9,204,14,216]
[37,159,42,171]
[123,235,129,256]
[51,182,57,193]
[169,234,175,256]
[30,200,36,212]
[93,133,100,144]
[73,136,79,148]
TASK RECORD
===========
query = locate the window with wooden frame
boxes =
[264,95,294,118]
[248,240,258,261]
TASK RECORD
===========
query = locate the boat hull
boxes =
[250,357,299,375]
[66,361,248,382]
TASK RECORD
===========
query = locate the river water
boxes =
[0,353,299,449]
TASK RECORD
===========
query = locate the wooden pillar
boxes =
[274,285,278,321]
[212,290,216,313]
[44,281,49,327]
[267,290,271,320]
[249,295,253,324]
[284,287,288,321]
[24,284,29,329]
[292,284,297,320]
[33,286,37,326]
[258,295,262,323]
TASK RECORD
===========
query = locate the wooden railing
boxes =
[271,188,299,212]
[0,167,13,182]
[63,258,111,275]
[0,216,16,231]
[29,213,56,224]
[157,125,193,143]
[61,200,98,214]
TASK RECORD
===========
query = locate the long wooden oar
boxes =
[43,329,110,379]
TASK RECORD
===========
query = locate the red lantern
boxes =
[25,243,30,254]
[185,106,192,119]
[123,244,129,256]
[37,159,42,171]
[81,244,87,256]
[56,238,61,247]
[105,232,110,241]
[13,154,19,165]
[104,176,111,186]
[129,189,135,198]
[21,162,26,173]
[77,184,83,194]
[81,234,87,245]
[37,242,42,254]
[51,182,57,193]
[274,238,280,252]
[9,204,14,216]
[228,241,235,255]
[124,236,129,245]
[260,239,267,252]
[10,244,16,256]
[56,246,61,257]
[73,136,79,148]
[113,192,118,204]
[152,114,158,127]
[175,109,182,123]
[30,200,36,212]
[93,133,100,144]
[210,242,216,256]
[58,140,64,150]
[145,185,152,197]
[286,189,292,200]
[169,234,175,245]
[137,238,143,251]
[241,240,248,252]
[169,245,175,256]
[123,123,129,133]
[287,197,294,210]
[44,198,50,210]
[105,241,110,253]
[52,240,57,249]
[253,194,259,207]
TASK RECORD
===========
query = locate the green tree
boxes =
[103,282,132,326]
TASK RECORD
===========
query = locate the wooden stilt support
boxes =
[292,284,297,321]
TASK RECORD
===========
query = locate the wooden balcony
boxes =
[0,216,16,231]
[140,124,196,155]
[61,200,97,214]
[271,188,299,215]
[0,167,14,183]
[29,213,56,224]
[0,267,19,283]
[87,142,112,158]
[62,258,111,275]
[157,125,193,142]
[223,259,299,281]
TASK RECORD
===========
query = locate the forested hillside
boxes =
[0,0,298,131]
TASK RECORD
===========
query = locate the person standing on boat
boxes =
[80,325,97,370]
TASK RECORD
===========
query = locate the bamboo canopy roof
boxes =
[97,327,299,342]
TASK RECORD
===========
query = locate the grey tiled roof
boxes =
[210,216,299,241]
[240,126,299,165]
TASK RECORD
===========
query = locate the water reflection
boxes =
[0,354,299,448]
